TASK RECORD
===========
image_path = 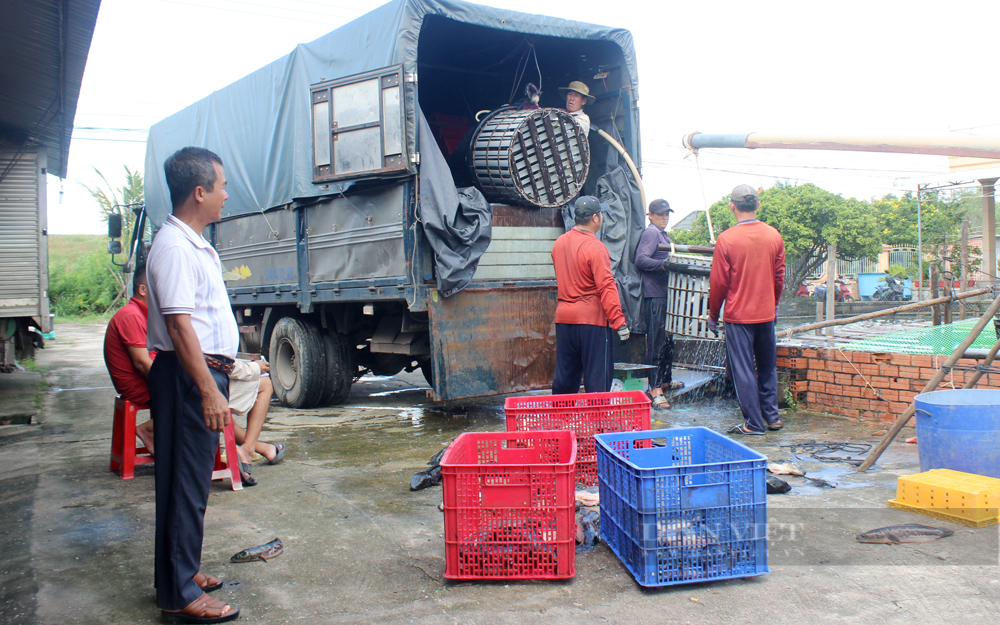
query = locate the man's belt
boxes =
[204,355,235,375]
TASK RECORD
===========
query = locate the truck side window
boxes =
[311,66,407,182]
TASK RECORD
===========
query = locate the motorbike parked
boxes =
[872,274,908,301]
[814,278,854,302]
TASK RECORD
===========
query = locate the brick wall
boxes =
[777,345,999,423]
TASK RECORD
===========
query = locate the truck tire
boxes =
[318,332,353,406]
[269,318,326,408]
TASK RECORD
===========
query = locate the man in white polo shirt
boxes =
[146,147,241,623]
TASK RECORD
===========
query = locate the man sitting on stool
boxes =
[103,264,283,480]
[104,262,156,452]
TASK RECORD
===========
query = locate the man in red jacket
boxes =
[104,263,156,452]
[709,185,786,435]
[551,196,629,394]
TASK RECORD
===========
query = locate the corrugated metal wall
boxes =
[0,151,43,319]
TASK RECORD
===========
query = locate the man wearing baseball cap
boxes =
[559,80,594,134]
[634,199,683,409]
[709,185,786,435]
[551,195,629,394]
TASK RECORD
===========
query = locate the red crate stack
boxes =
[504,391,651,485]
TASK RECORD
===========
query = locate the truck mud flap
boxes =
[426,285,557,401]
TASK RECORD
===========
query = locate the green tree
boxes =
[81,166,144,265]
[873,190,962,250]
[668,182,882,290]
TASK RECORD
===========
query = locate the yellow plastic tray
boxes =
[888,468,1000,528]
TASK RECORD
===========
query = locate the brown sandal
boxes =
[161,592,240,624]
[194,572,223,593]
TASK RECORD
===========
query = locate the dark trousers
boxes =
[149,352,229,610]
[642,297,673,388]
[552,323,614,395]
[724,321,779,433]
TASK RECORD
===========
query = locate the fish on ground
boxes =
[410,465,442,491]
[768,462,805,476]
[856,524,955,544]
[804,476,836,488]
[231,537,284,562]
[767,475,791,494]
[410,444,451,491]
[576,510,600,552]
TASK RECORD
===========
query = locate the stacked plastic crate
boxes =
[595,427,769,586]
[504,391,651,485]
[440,430,577,580]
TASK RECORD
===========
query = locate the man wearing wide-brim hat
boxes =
[559,80,594,134]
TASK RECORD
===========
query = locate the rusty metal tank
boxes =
[470,107,590,208]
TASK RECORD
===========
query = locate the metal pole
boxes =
[825,244,836,338]
[961,218,969,320]
[982,178,998,281]
[916,185,923,303]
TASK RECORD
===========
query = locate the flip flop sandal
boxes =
[162,593,240,624]
[265,442,285,465]
[651,395,670,410]
[668,381,685,390]
[238,461,257,487]
[726,423,765,436]
[195,573,223,593]
[767,419,784,431]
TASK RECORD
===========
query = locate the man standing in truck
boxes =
[708,184,785,435]
[551,196,629,394]
[146,146,241,623]
[560,80,594,134]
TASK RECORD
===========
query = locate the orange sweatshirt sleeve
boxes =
[589,242,626,330]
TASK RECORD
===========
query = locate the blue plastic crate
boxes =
[595,427,769,587]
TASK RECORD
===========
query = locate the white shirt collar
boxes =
[166,214,212,249]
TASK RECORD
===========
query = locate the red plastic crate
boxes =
[440,430,577,580]
[504,391,651,486]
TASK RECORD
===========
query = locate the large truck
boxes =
[0,150,51,366]
[143,0,646,406]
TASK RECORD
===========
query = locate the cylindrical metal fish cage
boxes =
[666,253,721,339]
[470,107,590,208]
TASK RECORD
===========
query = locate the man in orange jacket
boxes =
[551,196,629,394]
[709,185,786,435]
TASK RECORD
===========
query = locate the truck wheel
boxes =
[318,333,353,406]
[269,318,326,408]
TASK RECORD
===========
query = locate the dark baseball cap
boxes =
[574,195,608,220]
[648,199,673,215]
[731,184,759,203]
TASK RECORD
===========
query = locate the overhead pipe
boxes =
[682,132,1000,159]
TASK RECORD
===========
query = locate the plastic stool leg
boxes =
[211,417,243,491]
[110,397,124,474]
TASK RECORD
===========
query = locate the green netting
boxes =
[842,319,998,355]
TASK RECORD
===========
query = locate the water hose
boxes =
[596,128,646,211]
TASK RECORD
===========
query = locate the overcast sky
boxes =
[49,0,1000,234]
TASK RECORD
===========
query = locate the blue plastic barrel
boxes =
[913,389,1000,478]
[857,273,881,300]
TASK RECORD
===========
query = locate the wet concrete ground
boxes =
[1,323,998,624]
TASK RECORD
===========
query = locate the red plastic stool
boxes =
[110,396,155,480]
[212,415,243,491]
